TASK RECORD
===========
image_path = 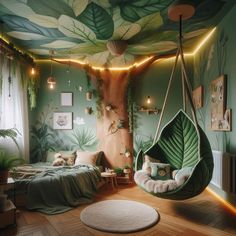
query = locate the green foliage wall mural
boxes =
[29,62,98,163]
[193,5,236,153]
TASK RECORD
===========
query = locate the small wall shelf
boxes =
[139,107,161,115]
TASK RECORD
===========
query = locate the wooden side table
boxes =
[0,178,16,229]
[101,172,117,190]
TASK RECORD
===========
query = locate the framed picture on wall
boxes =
[192,85,204,109]
[60,92,73,106]
[211,75,227,131]
[212,108,232,131]
[53,112,73,130]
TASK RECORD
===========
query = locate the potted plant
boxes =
[123,164,132,176]
[0,128,20,150]
[114,167,124,177]
[0,149,23,184]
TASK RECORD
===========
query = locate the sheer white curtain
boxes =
[0,58,29,162]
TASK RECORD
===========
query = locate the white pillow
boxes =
[174,167,193,186]
[75,151,99,166]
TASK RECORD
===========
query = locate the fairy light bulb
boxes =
[49,83,54,89]
[146,96,151,104]
[31,67,35,75]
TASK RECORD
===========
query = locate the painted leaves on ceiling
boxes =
[0,0,228,67]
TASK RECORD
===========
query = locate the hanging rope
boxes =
[153,48,180,144]
[153,14,201,151]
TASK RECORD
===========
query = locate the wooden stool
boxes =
[101,172,117,190]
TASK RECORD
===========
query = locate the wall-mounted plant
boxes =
[126,78,138,133]
[93,77,104,119]
[27,64,40,110]
[85,71,93,101]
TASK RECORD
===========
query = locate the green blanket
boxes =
[26,165,101,214]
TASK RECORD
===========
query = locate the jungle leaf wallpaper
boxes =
[0,0,232,67]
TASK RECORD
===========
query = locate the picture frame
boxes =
[211,75,227,131]
[216,109,232,131]
[192,85,204,109]
[60,92,73,106]
[53,112,73,130]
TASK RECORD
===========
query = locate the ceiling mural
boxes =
[0,0,234,67]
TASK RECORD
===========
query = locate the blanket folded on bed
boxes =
[25,165,101,214]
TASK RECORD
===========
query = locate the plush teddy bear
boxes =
[52,153,66,166]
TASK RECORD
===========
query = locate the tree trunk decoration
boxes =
[55,57,158,171]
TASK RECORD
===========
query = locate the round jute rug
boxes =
[80,200,159,233]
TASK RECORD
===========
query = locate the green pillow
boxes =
[150,162,171,180]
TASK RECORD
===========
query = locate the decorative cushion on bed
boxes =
[51,151,76,166]
[46,150,76,165]
[150,163,170,180]
[75,151,100,166]
[53,157,66,166]
[46,151,57,163]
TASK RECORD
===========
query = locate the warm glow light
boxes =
[146,96,151,104]
[55,58,86,65]
[49,83,54,89]
[192,27,216,55]
[31,67,35,75]
[206,187,236,215]
[0,36,10,45]
[36,27,216,70]
[55,57,154,71]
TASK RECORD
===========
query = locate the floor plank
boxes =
[0,184,235,236]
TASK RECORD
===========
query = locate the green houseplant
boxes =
[0,128,23,183]
[0,128,20,150]
[114,167,124,177]
[0,149,23,183]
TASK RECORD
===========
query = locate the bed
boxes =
[10,151,104,214]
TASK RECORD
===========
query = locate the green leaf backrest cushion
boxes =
[146,110,199,170]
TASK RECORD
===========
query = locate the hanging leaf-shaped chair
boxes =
[134,1,214,200]
[135,110,213,200]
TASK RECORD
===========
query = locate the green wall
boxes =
[193,5,236,153]
[29,62,97,163]
[193,5,236,206]
[30,57,194,163]
[133,58,193,155]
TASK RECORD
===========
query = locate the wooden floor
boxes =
[1,184,236,236]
